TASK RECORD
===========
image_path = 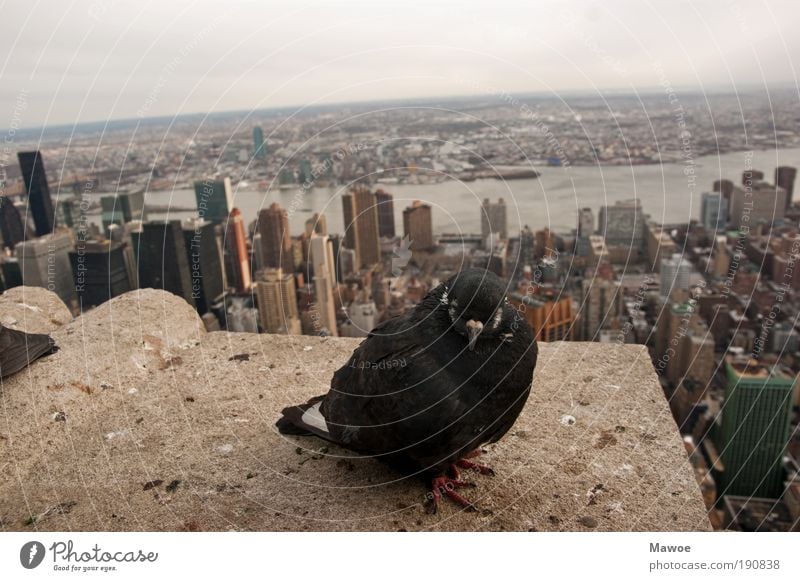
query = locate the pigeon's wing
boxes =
[320,316,477,467]
[0,325,57,379]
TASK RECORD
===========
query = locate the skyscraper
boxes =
[342,186,381,268]
[17,231,77,308]
[101,191,146,232]
[257,202,294,270]
[182,218,225,314]
[69,240,132,309]
[718,357,796,498]
[309,235,339,337]
[305,212,327,237]
[700,191,729,233]
[481,197,508,241]
[253,126,266,160]
[255,268,301,335]
[17,151,55,236]
[136,221,196,308]
[775,166,796,208]
[194,178,233,225]
[577,207,594,238]
[402,201,434,250]
[375,189,396,239]
[0,197,26,249]
[578,264,622,341]
[729,183,787,229]
[660,253,692,297]
[713,179,734,199]
[224,208,251,294]
[597,199,645,251]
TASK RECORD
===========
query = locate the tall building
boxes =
[743,169,765,185]
[597,199,645,252]
[340,299,378,338]
[518,226,536,271]
[578,264,622,341]
[309,235,339,337]
[257,202,294,270]
[253,126,266,160]
[255,268,301,335]
[194,178,233,225]
[0,197,26,249]
[17,231,77,308]
[660,253,692,297]
[136,221,195,308]
[713,179,734,199]
[700,191,729,233]
[775,166,796,208]
[17,151,55,236]
[69,240,132,309]
[508,291,574,342]
[182,218,225,314]
[577,207,594,238]
[224,208,251,294]
[646,223,677,273]
[718,357,796,498]
[305,212,328,237]
[101,191,145,232]
[374,189,396,239]
[342,186,381,268]
[402,200,434,250]
[729,183,787,229]
[480,197,507,241]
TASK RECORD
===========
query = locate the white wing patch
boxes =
[440,288,449,305]
[301,402,329,433]
[491,308,503,329]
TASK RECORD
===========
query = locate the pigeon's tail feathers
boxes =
[0,327,58,379]
[276,395,333,441]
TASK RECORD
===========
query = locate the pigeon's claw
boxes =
[426,475,478,514]
[456,458,496,476]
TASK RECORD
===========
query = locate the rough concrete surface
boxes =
[0,286,72,334]
[0,287,711,531]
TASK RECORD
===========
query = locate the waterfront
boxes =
[142,146,800,236]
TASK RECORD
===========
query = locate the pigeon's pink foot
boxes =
[456,458,495,476]
[426,475,477,514]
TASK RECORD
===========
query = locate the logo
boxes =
[20,541,45,569]
[391,235,413,276]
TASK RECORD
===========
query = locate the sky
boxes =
[1,0,799,129]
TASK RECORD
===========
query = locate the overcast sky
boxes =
[1,0,798,129]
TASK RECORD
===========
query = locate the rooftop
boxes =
[0,287,710,531]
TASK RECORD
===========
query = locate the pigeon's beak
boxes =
[466,319,484,351]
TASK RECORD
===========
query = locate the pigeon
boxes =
[277,268,538,513]
[0,324,57,379]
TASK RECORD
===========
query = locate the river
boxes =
[140,147,800,237]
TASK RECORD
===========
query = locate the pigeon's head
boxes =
[442,269,510,351]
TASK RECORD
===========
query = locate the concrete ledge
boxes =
[0,288,710,531]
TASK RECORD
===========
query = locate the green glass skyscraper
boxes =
[253,126,266,160]
[194,177,233,225]
[718,357,796,499]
